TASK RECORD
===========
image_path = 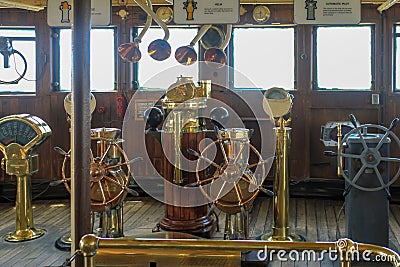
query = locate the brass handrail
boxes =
[80,234,400,267]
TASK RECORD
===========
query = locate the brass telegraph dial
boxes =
[200,26,224,50]
[0,114,51,152]
[156,6,173,23]
[252,5,271,23]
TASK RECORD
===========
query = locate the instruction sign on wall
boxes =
[294,0,361,24]
[173,0,240,24]
[47,0,111,27]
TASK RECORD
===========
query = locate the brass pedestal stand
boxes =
[224,211,249,240]
[5,173,46,242]
[57,204,124,250]
[0,114,52,242]
[260,118,303,241]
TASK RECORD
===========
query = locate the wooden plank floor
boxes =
[0,197,399,267]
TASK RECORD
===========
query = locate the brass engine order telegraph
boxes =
[0,114,51,242]
[260,87,303,241]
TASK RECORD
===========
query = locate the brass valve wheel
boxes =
[192,129,272,214]
[61,136,131,213]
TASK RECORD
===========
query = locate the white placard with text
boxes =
[294,0,361,24]
[47,0,111,27]
[173,0,240,24]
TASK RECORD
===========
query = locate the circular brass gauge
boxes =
[200,26,225,50]
[263,87,293,118]
[117,8,128,20]
[252,5,271,23]
[156,6,173,23]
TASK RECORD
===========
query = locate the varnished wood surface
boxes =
[0,197,399,266]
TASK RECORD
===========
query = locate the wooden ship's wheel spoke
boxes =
[219,141,229,164]
[99,145,112,164]
[103,175,124,188]
[105,161,128,170]
[97,181,108,205]
[197,173,221,185]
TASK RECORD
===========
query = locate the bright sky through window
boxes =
[233,27,295,90]
[60,28,115,91]
[395,26,400,91]
[316,26,372,90]
[0,28,36,93]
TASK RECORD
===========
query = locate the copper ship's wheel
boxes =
[61,134,131,213]
[191,128,272,214]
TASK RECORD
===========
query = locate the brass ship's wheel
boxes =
[61,136,131,212]
[192,129,272,214]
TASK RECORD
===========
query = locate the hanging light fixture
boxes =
[175,24,211,66]
[204,24,232,68]
[134,0,171,61]
[118,0,152,63]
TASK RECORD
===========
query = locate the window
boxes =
[394,25,400,91]
[58,28,116,91]
[233,27,295,90]
[137,27,199,90]
[314,25,373,90]
[0,28,36,93]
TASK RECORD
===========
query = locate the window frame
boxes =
[0,27,37,94]
[50,26,118,92]
[312,24,376,91]
[229,25,297,91]
[393,25,400,92]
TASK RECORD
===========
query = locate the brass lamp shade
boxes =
[175,46,197,65]
[118,42,142,63]
[148,39,171,61]
[204,48,227,67]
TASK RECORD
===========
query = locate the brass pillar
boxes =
[261,118,303,241]
[5,174,45,242]
[80,235,400,267]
